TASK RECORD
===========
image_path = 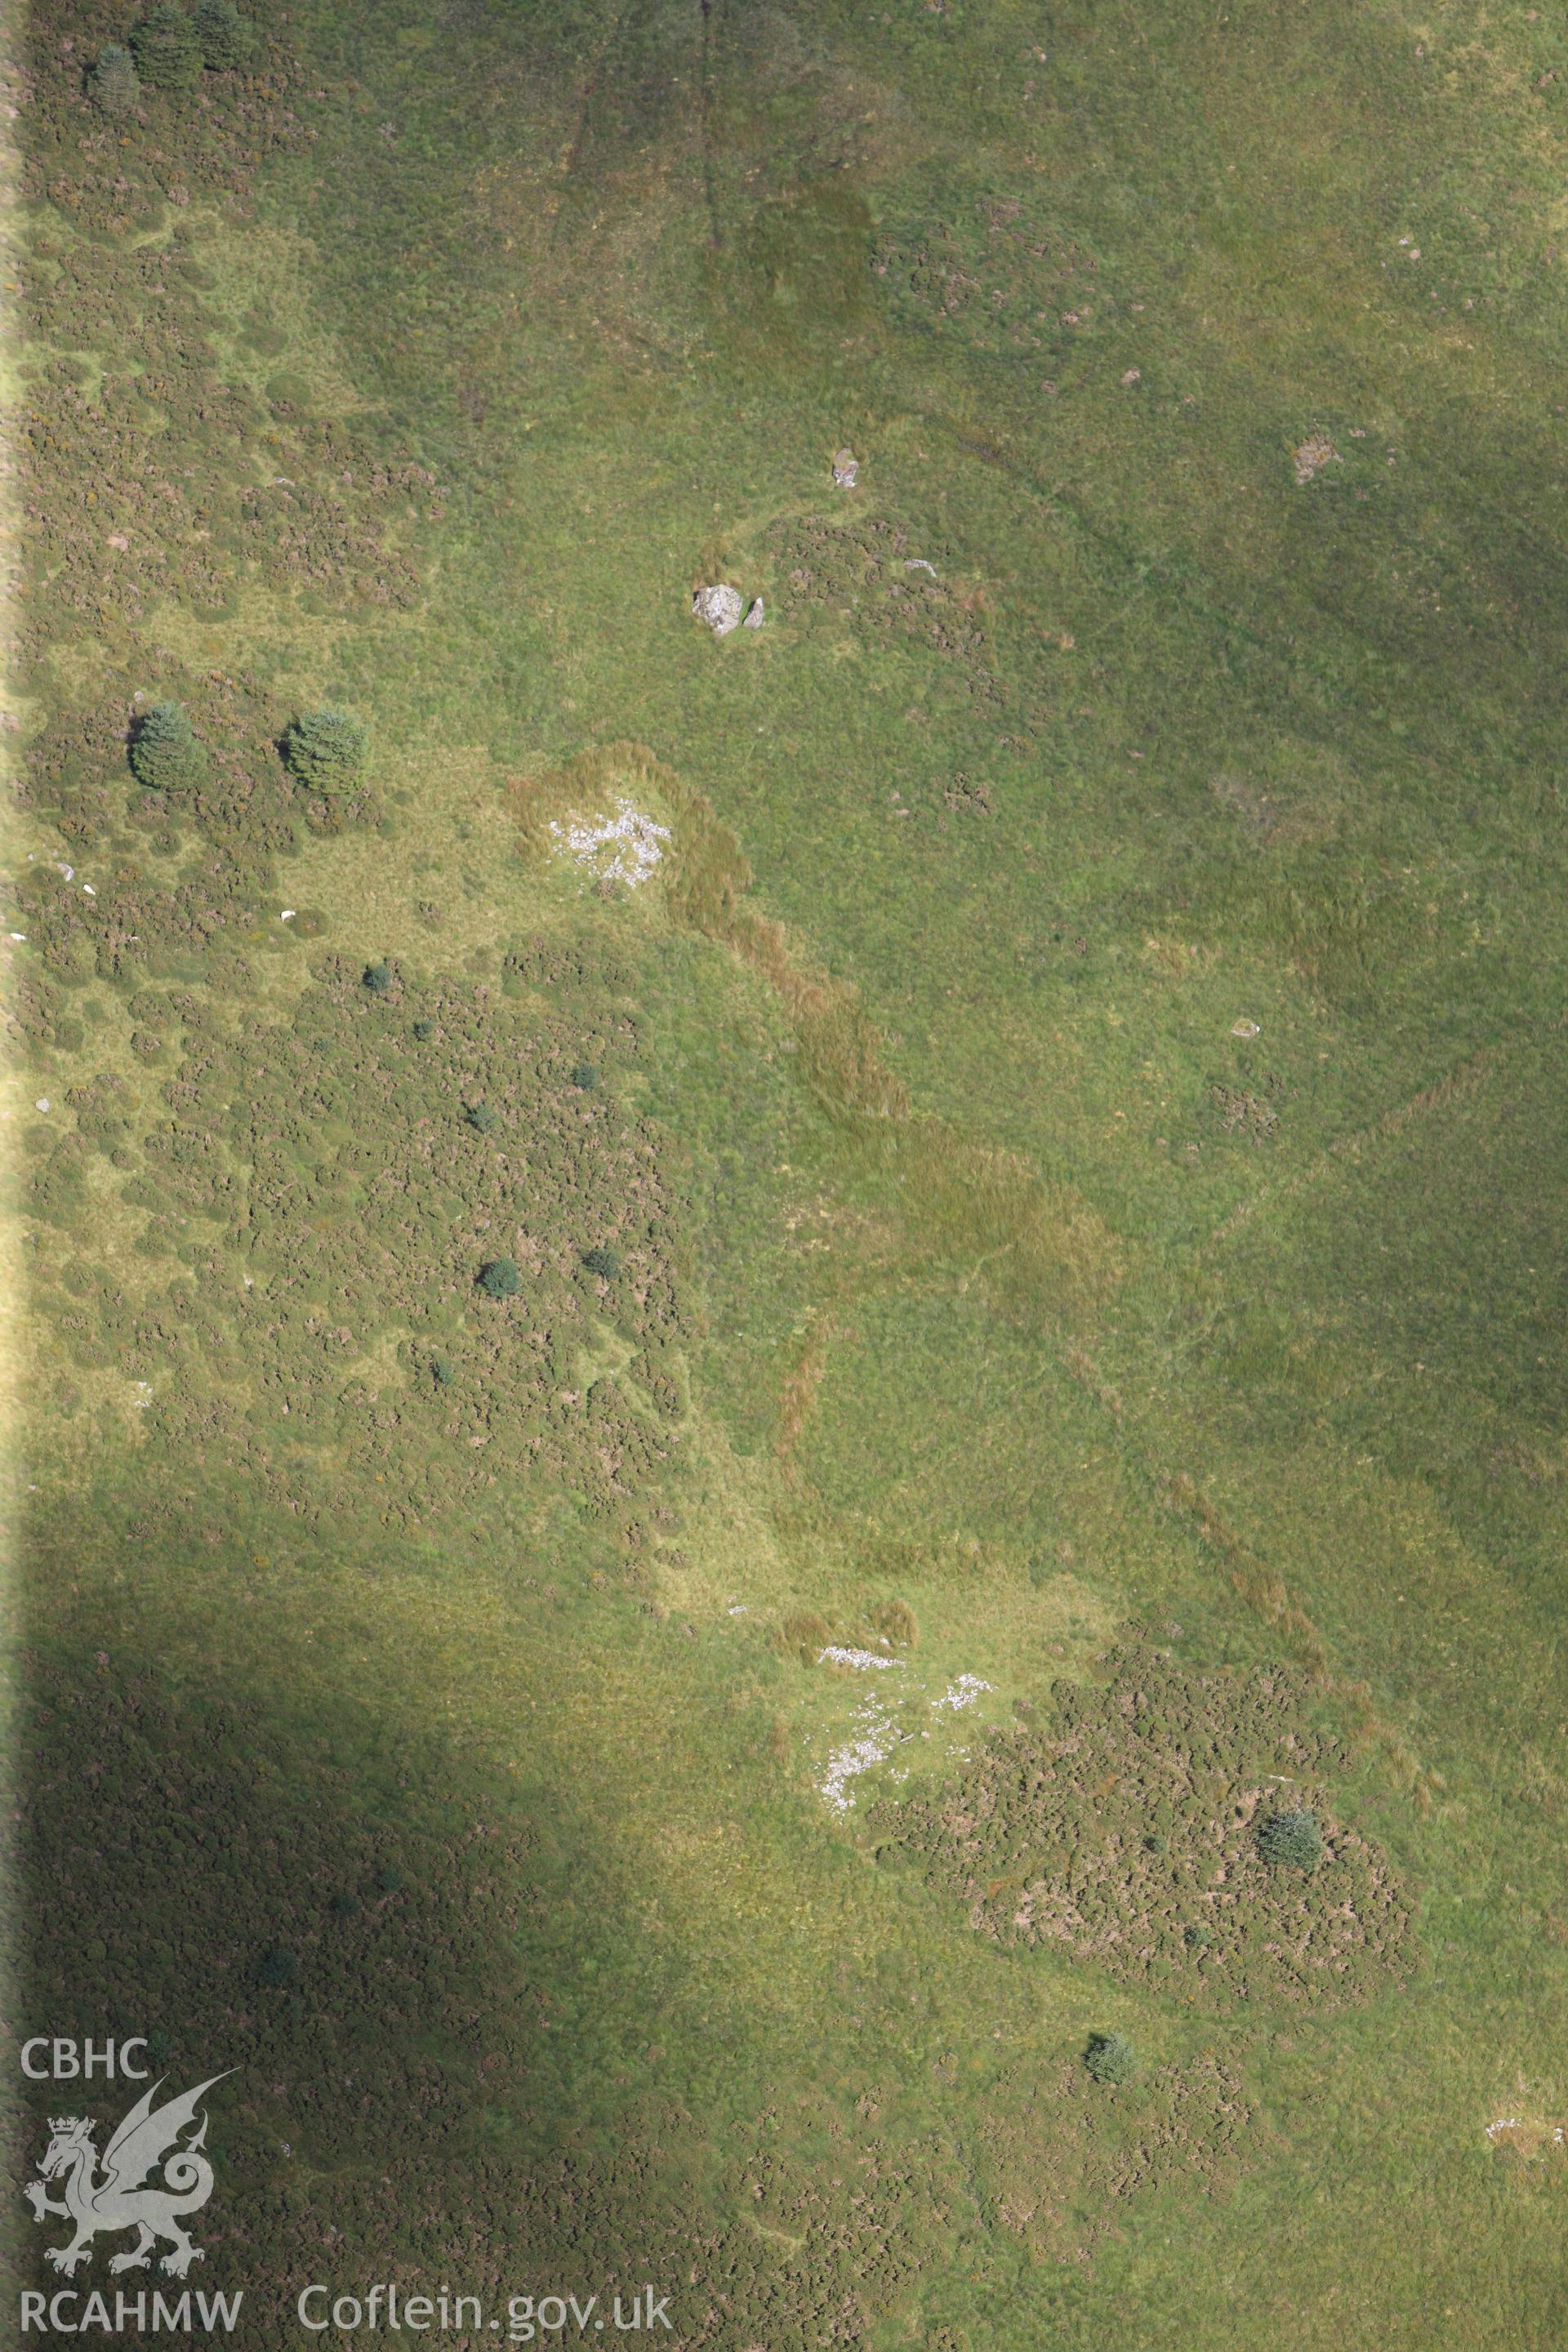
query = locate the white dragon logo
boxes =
[25,2074,230,2279]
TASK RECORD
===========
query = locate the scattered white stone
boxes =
[56,862,74,880]
[728,1603,748,1615]
[693,581,745,635]
[10,932,25,942]
[933,1673,992,1713]
[280,909,296,921]
[820,1697,904,1812]
[832,448,859,488]
[1231,1018,1261,1039]
[810,1655,996,1813]
[742,597,764,629]
[549,797,671,889]
[1120,367,1143,386]
[903,558,937,577]
[35,1097,51,1111]
[82,883,96,896]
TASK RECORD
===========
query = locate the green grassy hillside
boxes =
[7,2,1568,2345]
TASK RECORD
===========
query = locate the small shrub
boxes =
[193,0,255,69]
[570,1063,598,1089]
[582,1245,621,1279]
[464,1102,498,1134]
[373,1863,404,1894]
[363,959,394,996]
[130,6,203,89]
[1183,1922,1212,1950]
[282,705,370,793]
[430,1357,454,1388]
[256,1944,300,1989]
[412,1019,434,1042]
[128,701,206,792]
[1257,1806,1323,1870]
[479,1257,520,1298]
[1084,2030,1138,2086]
[328,1891,360,1920]
[88,44,141,113]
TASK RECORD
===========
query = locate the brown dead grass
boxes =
[1484,2114,1567,2164]
[775,1315,838,1466]
[510,743,1121,1325]
[1168,1469,1330,1676]
[510,741,908,1119]
[1165,1472,1437,1806]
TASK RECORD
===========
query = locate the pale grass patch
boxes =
[1142,933,1218,980]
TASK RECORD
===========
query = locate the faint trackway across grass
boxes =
[665,760,1371,1750]
[517,746,1450,1789]
[516,740,1121,1307]
[697,0,722,253]
[1195,1039,1505,1261]
[907,403,1442,745]
[1046,1333,1439,1805]
[544,0,721,257]
[550,7,638,243]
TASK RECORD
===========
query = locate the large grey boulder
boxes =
[693,582,745,636]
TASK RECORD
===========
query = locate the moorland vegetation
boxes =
[8,2,1568,2346]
